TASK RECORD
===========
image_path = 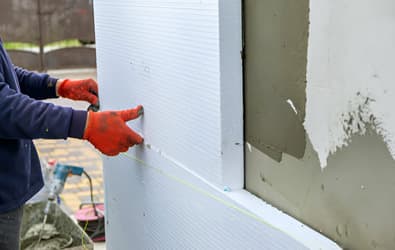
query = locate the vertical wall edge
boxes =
[219,0,244,189]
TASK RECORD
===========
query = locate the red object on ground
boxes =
[57,78,99,105]
[75,203,104,222]
[83,106,144,156]
[75,203,105,242]
[47,159,57,167]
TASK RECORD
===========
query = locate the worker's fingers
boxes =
[99,130,141,156]
[85,93,99,105]
[125,127,144,145]
[118,105,144,121]
[84,78,99,95]
[102,150,119,156]
[84,78,99,105]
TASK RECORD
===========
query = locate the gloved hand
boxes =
[83,105,144,156]
[57,78,99,105]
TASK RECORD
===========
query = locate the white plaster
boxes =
[306,0,395,167]
[287,99,298,115]
[246,142,252,152]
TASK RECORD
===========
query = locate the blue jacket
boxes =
[0,39,87,213]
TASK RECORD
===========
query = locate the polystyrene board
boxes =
[103,150,308,250]
[94,0,235,187]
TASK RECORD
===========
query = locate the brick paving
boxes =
[34,138,104,213]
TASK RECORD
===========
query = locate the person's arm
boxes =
[0,72,86,140]
[14,66,58,100]
[14,66,99,105]
[56,78,99,105]
[1,71,143,155]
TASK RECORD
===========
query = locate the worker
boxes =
[0,38,143,249]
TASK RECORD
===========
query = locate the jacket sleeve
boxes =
[0,72,87,140]
[14,66,58,100]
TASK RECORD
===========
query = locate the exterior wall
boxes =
[244,0,309,162]
[306,0,395,168]
[246,133,395,250]
[245,0,395,249]
[94,0,338,249]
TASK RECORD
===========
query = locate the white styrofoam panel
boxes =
[94,0,237,187]
[104,149,313,250]
[218,0,244,189]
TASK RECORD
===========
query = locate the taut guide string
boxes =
[121,151,302,244]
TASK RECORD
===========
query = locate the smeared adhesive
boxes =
[305,88,395,167]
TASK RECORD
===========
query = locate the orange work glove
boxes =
[57,78,99,105]
[83,105,144,156]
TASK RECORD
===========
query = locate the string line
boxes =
[121,152,298,242]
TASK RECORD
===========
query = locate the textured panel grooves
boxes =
[95,0,223,184]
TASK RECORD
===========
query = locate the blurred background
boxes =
[0,0,104,227]
[0,0,96,71]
